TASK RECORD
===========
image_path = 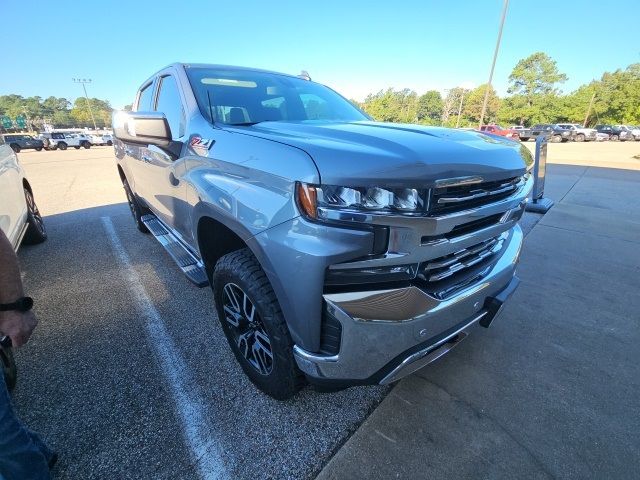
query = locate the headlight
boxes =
[296,183,424,220]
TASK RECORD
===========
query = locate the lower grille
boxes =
[319,308,342,355]
[417,232,507,298]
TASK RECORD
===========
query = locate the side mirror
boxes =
[112,111,172,147]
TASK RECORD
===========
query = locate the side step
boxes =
[141,214,209,288]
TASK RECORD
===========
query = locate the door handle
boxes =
[169,172,179,186]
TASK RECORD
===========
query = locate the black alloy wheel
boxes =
[221,282,274,375]
[58,142,67,150]
[23,187,47,244]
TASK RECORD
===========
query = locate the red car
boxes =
[479,124,520,140]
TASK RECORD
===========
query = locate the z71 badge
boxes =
[188,135,214,156]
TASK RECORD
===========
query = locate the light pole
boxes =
[455,91,465,128]
[73,78,98,130]
[478,0,509,128]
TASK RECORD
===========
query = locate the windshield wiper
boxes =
[228,121,264,126]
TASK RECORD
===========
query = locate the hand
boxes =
[0,310,38,347]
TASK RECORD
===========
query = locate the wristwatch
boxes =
[0,297,34,312]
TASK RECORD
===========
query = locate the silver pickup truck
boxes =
[113,63,533,399]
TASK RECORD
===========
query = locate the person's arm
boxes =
[0,229,37,347]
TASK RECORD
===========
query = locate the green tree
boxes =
[464,84,500,124]
[361,88,419,123]
[416,90,443,124]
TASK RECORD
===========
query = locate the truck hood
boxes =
[230,121,528,186]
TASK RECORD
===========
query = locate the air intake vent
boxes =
[319,308,342,356]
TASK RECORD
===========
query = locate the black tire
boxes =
[35,147,43,151]
[123,178,149,233]
[57,142,67,150]
[82,141,91,149]
[520,137,529,142]
[22,187,47,245]
[1,343,17,392]
[551,135,562,143]
[10,144,20,153]
[107,140,113,146]
[610,134,619,142]
[575,134,585,142]
[74,146,80,149]
[212,248,304,400]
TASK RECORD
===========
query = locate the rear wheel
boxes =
[213,248,304,400]
[22,187,47,245]
[551,135,562,143]
[123,178,149,233]
[10,144,20,153]
[57,142,67,150]
[610,134,619,141]
[82,141,91,149]
[575,134,585,142]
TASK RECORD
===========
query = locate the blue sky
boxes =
[3,0,638,108]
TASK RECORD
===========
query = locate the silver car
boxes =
[113,63,532,399]
[0,136,47,249]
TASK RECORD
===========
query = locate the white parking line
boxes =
[101,216,226,480]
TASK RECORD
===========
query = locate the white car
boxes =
[39,132,92,150]
[557,124,597,142]
[88,133,114,146]
[0,136,47,250]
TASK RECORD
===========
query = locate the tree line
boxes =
[1,52,638,132]
[0,95,114,131]
[354,52,640,128]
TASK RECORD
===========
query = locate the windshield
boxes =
[185,67,368,125]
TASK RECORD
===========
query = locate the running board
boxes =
[141,214,209,288]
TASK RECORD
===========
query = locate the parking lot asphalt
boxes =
[10,142,640,479]
[318,143,640,479]
[12,147,388,479]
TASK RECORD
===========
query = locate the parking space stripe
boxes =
[101,216,226,480]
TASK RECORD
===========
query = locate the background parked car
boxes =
[39,132,92,150]
[595,125,631,141]
[519,124,575,143]
[616,125,640,141]
[479,124,520,140]
[1,134,44,153]
[556,123,597,142]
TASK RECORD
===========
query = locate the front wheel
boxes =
[575,134,585,142]
[551,135,562,143]
[82,141,91,149]
[123,178,149,233]
[213,248,304,400]
[22,188,47,244]
[57,142,67,150]
[35,147,43,151]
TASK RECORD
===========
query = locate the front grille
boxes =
[319,308,342,355]
[429,177,520,216]
[417,233,507,298]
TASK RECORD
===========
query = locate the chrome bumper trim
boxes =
[293,224,524,381]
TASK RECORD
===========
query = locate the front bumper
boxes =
[294,223,524,384]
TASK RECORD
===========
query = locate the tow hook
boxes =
[480,276,521,328]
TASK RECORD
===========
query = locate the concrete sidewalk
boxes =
[317,161,640,479]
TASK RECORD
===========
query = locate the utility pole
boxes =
[455,91,465,128]
[583,92,596,127]
[478,0,509,128]
[21,106,32,132]
[73,78,98,130]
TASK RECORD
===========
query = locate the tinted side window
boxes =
[136,82,155,112]
[154,75,184,139]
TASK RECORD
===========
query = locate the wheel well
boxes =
[197,217,247,275]
[116,165,126,183]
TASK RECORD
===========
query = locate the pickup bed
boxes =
[113,63,532,399]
